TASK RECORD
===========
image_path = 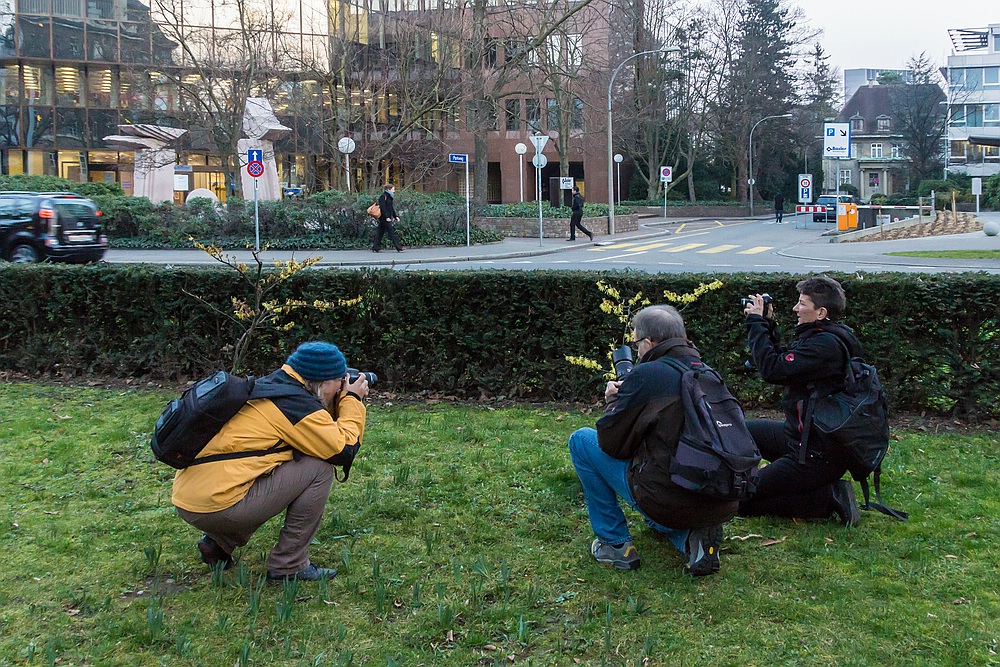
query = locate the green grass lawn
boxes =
[886,250,1000,260]
[1,383,998,666]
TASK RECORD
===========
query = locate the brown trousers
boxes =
[176,455,334,576]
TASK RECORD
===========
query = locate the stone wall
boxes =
[633,205,748,218]
[475,214,638,238]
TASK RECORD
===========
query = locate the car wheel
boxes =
[10,243,40,263]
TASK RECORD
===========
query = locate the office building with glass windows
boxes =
[0,0,618,204]
[945,24,1000,177]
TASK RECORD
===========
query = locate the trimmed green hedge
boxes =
[1,267,998,416]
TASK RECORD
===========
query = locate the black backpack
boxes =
[150,371,305,469]
[803,335,907,521]
[660,357,761,501]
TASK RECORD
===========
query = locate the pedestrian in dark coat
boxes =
[774,191,785,223]
[568,186,593,241]
[372,184,404,253]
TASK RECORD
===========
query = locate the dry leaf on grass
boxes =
[761,536,788,547]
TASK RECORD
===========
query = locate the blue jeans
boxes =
[568,427,688,553]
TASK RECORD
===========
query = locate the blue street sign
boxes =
[248,149,263,163]
[448,153,468,163]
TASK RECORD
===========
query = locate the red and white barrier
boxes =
[796,205,826,213]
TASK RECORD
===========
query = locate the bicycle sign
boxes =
[247,160,264,178]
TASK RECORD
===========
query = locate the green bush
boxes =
[1,267,999,417]
[984,174,1000,209]
[917,179,957,197]
[0,174,124,197]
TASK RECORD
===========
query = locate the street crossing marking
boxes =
[664,243,707,253]
[587,240,655,251]
[626,241,676,251]
[738,246,772,255]
[697,244,739,254]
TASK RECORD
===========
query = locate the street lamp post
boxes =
[748,113,792,217]
[514,142,527,202]
[614,153,623,204]
[336,136,356,192]
[608,46,681,235]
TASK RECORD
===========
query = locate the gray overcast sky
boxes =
[795,0,996,72]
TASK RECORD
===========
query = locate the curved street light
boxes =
[608,46,681,235]
[748,113,792,217]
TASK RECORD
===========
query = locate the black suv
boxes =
[0,192,108,263]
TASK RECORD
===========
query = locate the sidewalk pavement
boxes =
[104,212,1000,268]
[105,217,685,267]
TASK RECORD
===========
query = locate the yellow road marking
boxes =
[627,241,676,251]
[697,244,739,254]
[737,246,773,255]
[664,243,707,253]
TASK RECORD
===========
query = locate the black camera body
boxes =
[741,293,774,318]
[740,293,772,307]
[347,368,378,385]
[611,345,635,380]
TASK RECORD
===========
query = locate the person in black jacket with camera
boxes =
[740,276,861,525]
[567,305,735,576]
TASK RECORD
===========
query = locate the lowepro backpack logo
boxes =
[716,420,733,428]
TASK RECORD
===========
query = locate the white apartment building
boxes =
[945,24,1000,177]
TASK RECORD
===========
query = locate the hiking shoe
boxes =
[685,524,722,577]
[590,538,640,571]
[198,535,234,570]
[831,479,861,527]
[266,563,337,583]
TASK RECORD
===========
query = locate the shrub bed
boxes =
[1,176,504,249]
[0,267,998,416]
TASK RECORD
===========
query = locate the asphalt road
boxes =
[104,212,1000,274]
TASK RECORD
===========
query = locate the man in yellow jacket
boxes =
[172,341,368,582]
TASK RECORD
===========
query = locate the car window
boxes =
[54,201,97,224]
[0,197,15,217]
[18,197,36,216]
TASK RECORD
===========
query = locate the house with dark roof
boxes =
[827,83,944,201]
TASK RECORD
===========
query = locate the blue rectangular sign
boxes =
[247,149,263,163]
[448,153,468,163]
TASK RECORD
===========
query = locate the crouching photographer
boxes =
[567,305,737,577]
[739,277,862,526]
[172,342,369,582]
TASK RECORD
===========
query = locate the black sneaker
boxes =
[831,479,861,527]
[267,563,337,583]
[685,524,722,577]
[198,535,235,570]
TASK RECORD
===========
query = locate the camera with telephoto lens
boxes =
[611,345,635,380]
[741,293,773,318]
[347,368,378,385]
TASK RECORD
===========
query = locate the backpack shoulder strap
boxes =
[859,467,908,521]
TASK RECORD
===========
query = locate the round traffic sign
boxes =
[660,166,672,178]
[532,154,548,169]
[337,137,356,154]
[748,178,755,185]
[799,176,811,188]
[247,160,264,178]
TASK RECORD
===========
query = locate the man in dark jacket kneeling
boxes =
[568,305,736,576]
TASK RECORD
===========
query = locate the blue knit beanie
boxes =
[286,342,347,381]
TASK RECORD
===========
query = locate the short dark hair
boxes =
[572,186,579,193]
[796,276,846,319]
[384,183,395,191]
[632,305,686,343]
